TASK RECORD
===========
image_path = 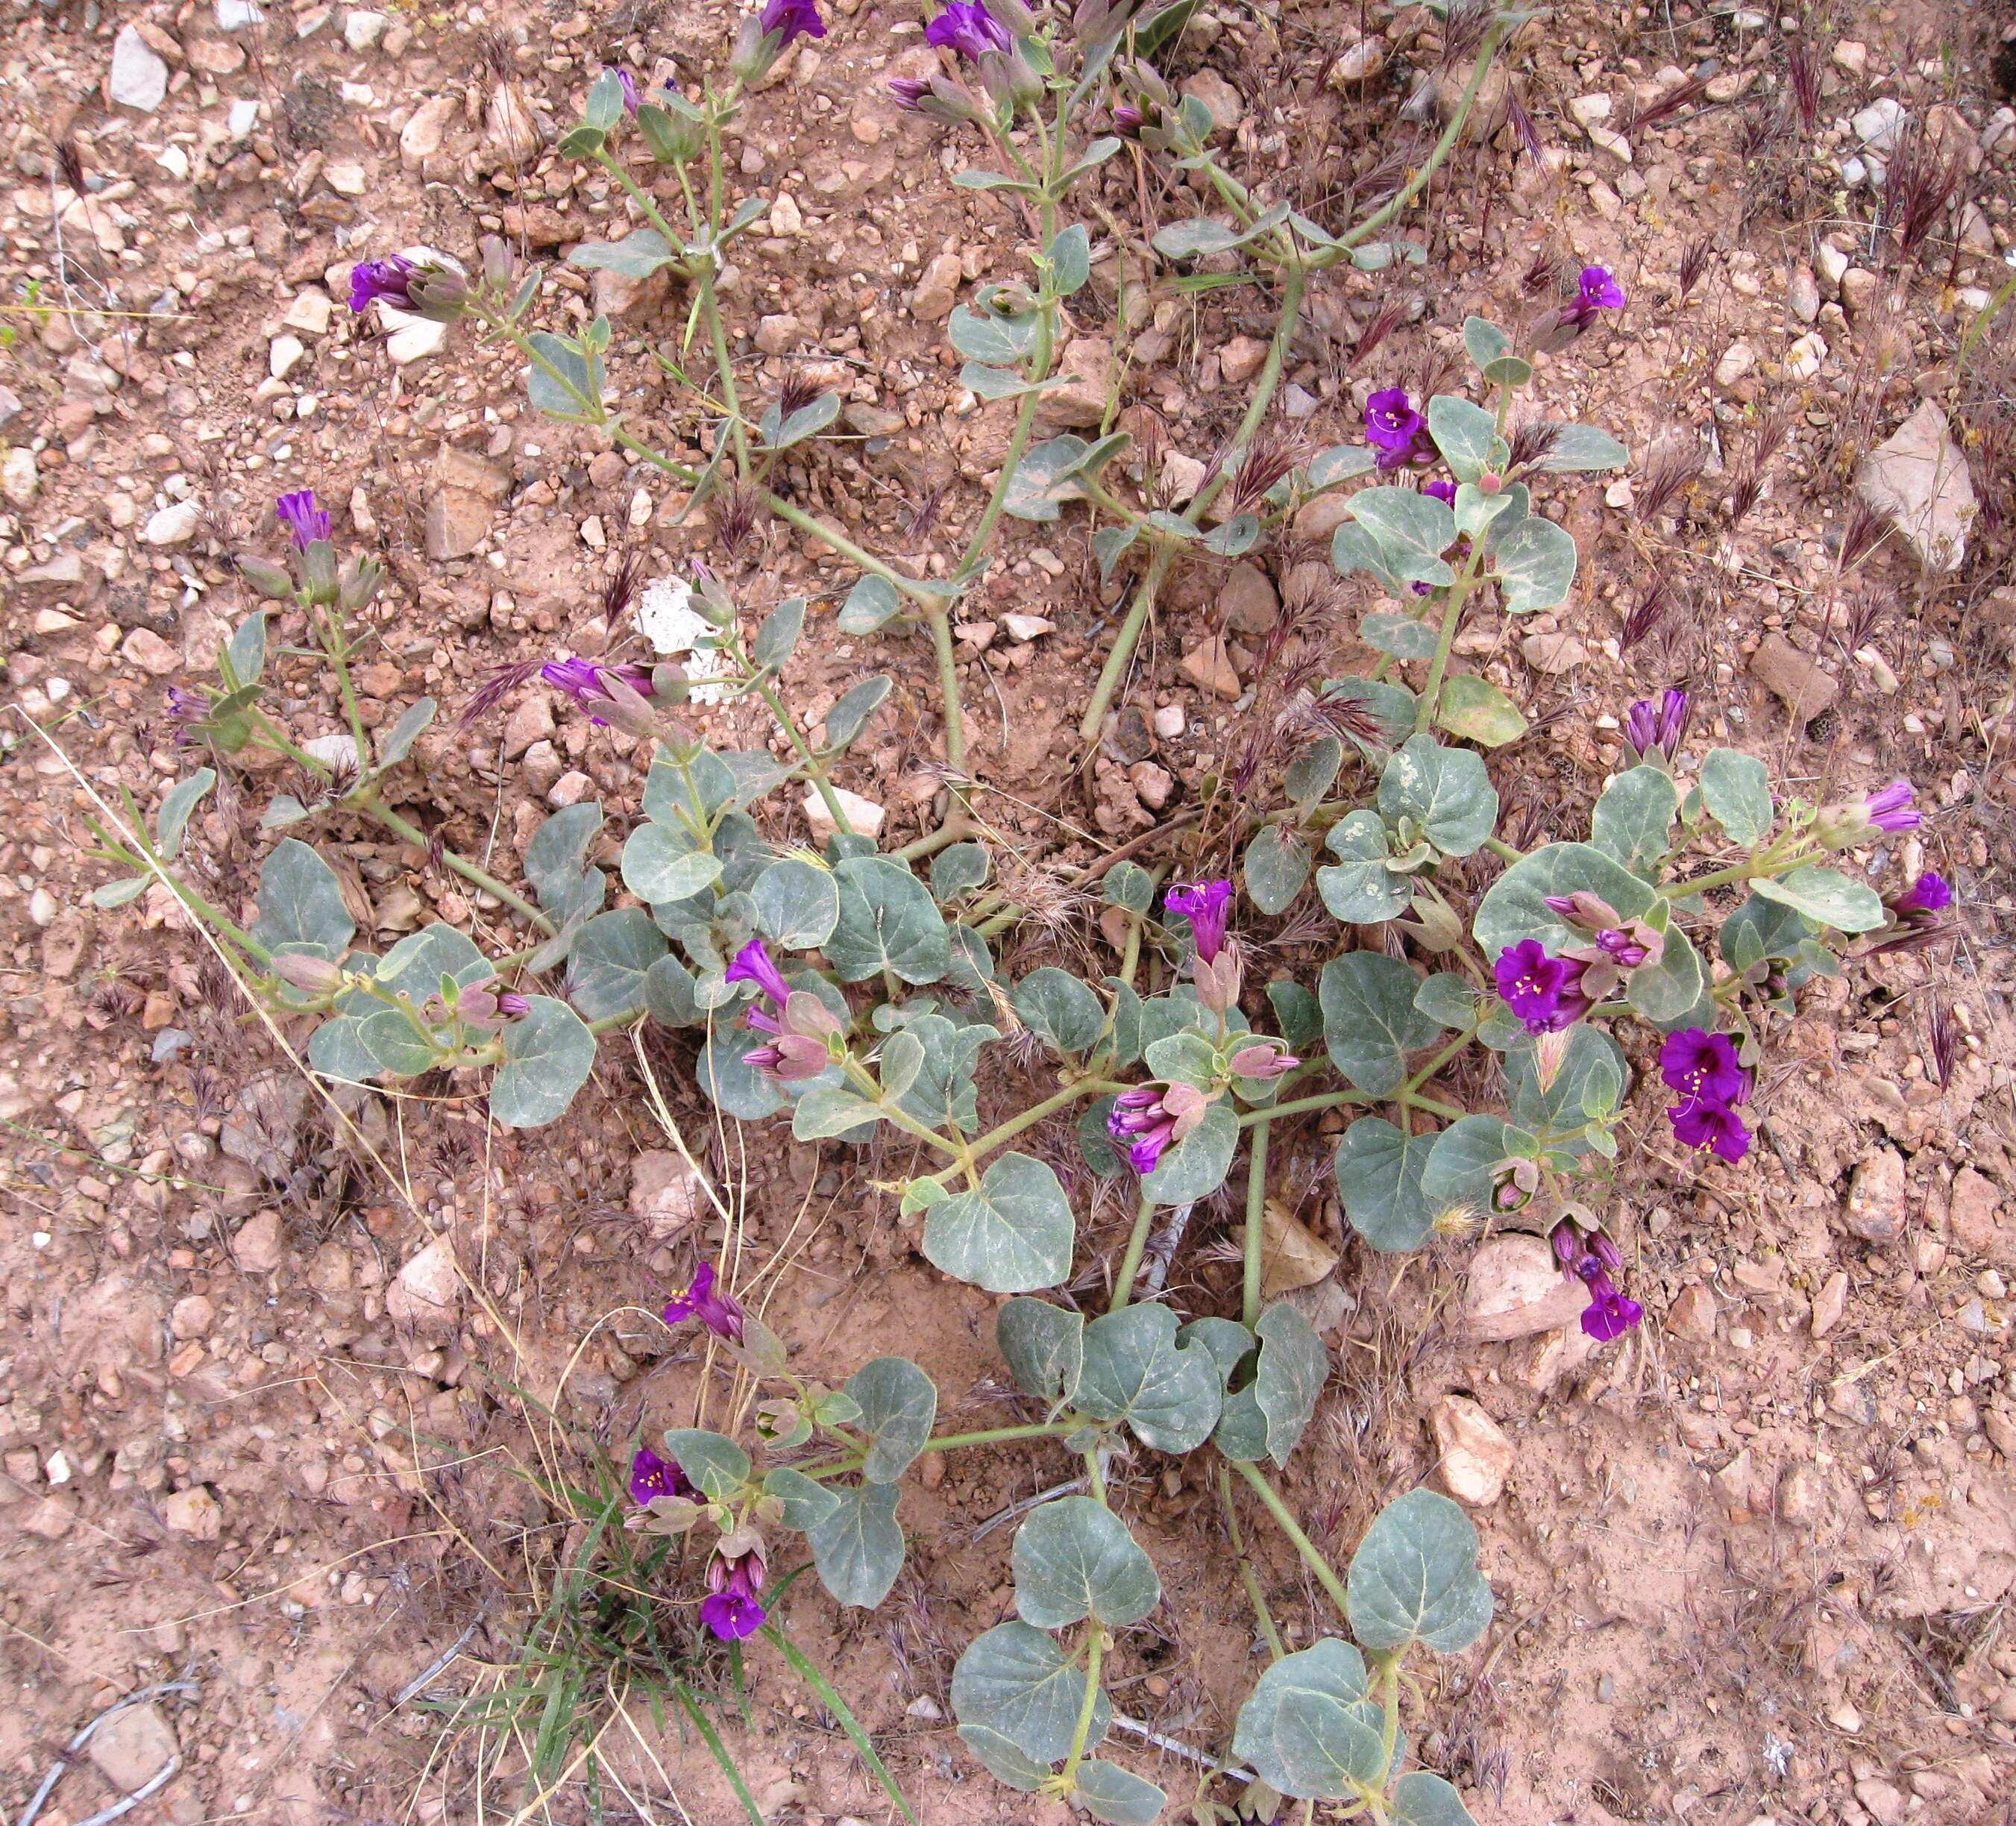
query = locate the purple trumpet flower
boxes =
[1563,263,1627,328]
[275,489,331,550]
[1493,940,1591,1035]
[724,937,794,1011]
[628,1445,694,1507]
[539,658,657,726]
[700,1546,767,1641]
[615,67,640,114]
[889,75,932,107]
[1164,878,1233,964]
[663,1261,747,1343]
[1554,1222,1643,1341]
[1862,780,1919,834]
[926,0,1014,62]
[1669,1094,1751,1164]
[1365,387,1428,471]
[1420,477,1457,505]
[348,254,418,313]
[1622,688,1690,765]
[1887,871,1952,923]
[760,0,826,45]
[1659,1028,1748,1106]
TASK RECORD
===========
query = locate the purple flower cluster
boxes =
[1553,1220,1642,1342]
[1494,939,1591,1035]
[702,1546,769,1641]
[275,489,331,550]
[1659,1027,1751,1164]
[1365,387,1433,471]
[1622,688,1690,766]
[726,938,841,1080]
[541,658,658,725]
[663,1260,747,1343]
[1107,1081,1208,1175]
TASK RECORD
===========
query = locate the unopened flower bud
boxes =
[982,0,1039,36]
[1228,1044,1299,1081]
[480,233,517,292]
[339,555,385,612]
[301,538,339,606]
[272,951,345,994]
[1492,1158,1541,1213]
[236,554,297,601]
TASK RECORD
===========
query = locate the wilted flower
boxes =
[663,1260,746,1343]
[539,658,658,727]
[1492,1157,1541,1213]
[615,67,640,114]
[1112,100,1147,135]
[889,75,931,107]
[700,1544,767,1641]
[1493,940,1590,1035]
[1621,688,1690,767]
[1107,1082,1208,1175]
[1659,1027,1747,1105]
[275,489,331,551]
[1553,1220,1642,1341]
[272,951,345,994]
[435,979,532,1032]
[1365,387,1428,470]
[744,991,844,1081]
[926,0,1014,61]
[1887,871,1952,924]
[628,1445,693,1507]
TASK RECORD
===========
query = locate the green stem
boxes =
[1374,1653,1402,1782]
[1242,1120,1269,1329]
[1415,539,1486,735]
[700,263,750,471]
[1402,1023,1480,1096]
[319,606,372,770]
[1239,1088,1371,1128]
[926,601,970,784]
[966,1080,1120,1163]
[1059,1625,1105,1791]
[356,792,556,937]
[1078,542,1178,754]
[1219,1461,1285,1663]
[796,1419,1078,1479]
[1483,835,1524,863]
[757,486,939,602]
[753,679,854,835]
[1661,854,1781,898]
[1108,1190,1158,1314]
[1234,1460,1352,1622]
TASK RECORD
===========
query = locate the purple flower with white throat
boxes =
[1365,387,1428,470]
[1669,1094,1751,1164]
[1493,940,1590,1035]
[1553,1220,1642,1342]
[275,489,331,550]
[1886,871,1951,925]
[926,0,1014,62]
[1564,263,1626,328]
[1107,1082,1208,1176]
[663,1260,746,1343]
[1621,688,1690,766]
[628,1445,693,1507]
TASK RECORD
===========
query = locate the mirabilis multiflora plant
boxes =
[88,2,1960,1819]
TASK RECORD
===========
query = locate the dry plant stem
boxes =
[1218,1460,1286,1662]
[1242,1119,1270,1328]
[1234,1458,1354,1622]
[357,791,557,936]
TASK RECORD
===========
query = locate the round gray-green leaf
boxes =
[1231,1638,1389,1801]
[1319,952,1439,1096]
[491,997,596,1129]
[1507,1024,1626,1135]
[1435,675,1527,748]
[807,1480,905,1607]
[660,1428,750,1502]
[374,922,490,1000]
[1346,1486,1494,1654]
[1627,923,1705,1026]
[1012,967,1104,1057]
[952,1621,1112,1764]
[1140,1099,1239,1207]
[1419,1114,1528,1217]
[1379,735,1499,859]
[1751,865,1885,934]
[827,856,951,985]
[1348,486,1458,587]
[931,840,990,902]
[566,909,665,1020]
[1425,395,1497,483]
[1488,512,1577,614]
[251,838,357,957]
[1360,612,1441,661]
[957,1726,1049,1793]
[622,822,724,905]
[1698,747,1774,846]
[1243,823,1311,914]
[998,1297,1085,1404]
[846,1356,938,1483]
[1075,1303,1222,1454]
[753,857,841,950]
[1316,810,1409,925]
[156,768,216,862]
[1011,1496,1161,1629]
[1471,842,1656,958]
[821,674,892,752]
[1075,1760,1166,1825]
[838,574,902,636]
[1242,1301,1328,1464]
[751,595,805,668]
[1334,1116,1436,1252]
[1590,765,1678,878]
[698,1029,788,1120]
[762,1466,841,1532]
[1392,1771,1479,1826]
[923,1151,1075,1293]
